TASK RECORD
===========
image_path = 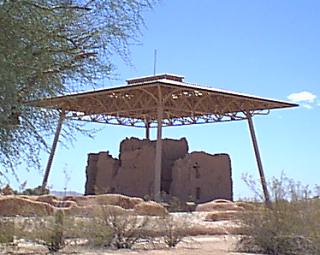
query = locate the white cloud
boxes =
[302,103,313,109]
[287,91,317,103]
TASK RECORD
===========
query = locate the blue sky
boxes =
[10,0,320,198]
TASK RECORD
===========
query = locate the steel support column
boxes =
[145,120,150,140]
[41,110,65,193]
[246,112,272,208]
[154,89,163,201]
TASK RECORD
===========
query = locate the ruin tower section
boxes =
[170,152,233,203]
[84,153,99,195]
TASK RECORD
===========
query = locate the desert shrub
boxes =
[63,206,152,249]
[16,210,66,252]
[238,174,320,255]
[86,220,113,247]
[159,193,191,212]
[0,218,14,244]
[0,184,16,195]
[48,210,65,252]
[97,207,152,249]
[68,217,113,247]
[167,196,186,212]
[22,185,49,195]
[159,214,190,247]
[0,184,49,195]
[15,213,111,250]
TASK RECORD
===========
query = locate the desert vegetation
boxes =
[238,174,320,255]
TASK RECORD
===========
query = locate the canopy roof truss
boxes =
[31,74,296,128]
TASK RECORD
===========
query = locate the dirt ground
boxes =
[0,235,260,255]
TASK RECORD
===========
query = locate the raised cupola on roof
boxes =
[126,73,184,85]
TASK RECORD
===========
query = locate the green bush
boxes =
[98,208,151,249]
[22,185,49,195]
[0,219,14,244]
[62,207,151,249]
[15,214,111,251]
[158,192,193,212]
[160,215,190,247]
[238,174,320,255]
[47,210,65,252]
[16,211,65,253]
[71,217,113,247]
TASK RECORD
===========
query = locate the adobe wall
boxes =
[84,137,233,203]
[85,137,188,197]
[115,140,155,197]
[84,153,99,195]
[85,151,120,194]
[170,152,233,203]
[95,152,119,194]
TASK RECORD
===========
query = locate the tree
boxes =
[0,0,156,183]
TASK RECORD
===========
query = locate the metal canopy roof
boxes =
[29,74,298,127]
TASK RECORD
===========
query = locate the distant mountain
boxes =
[50,190,83,197]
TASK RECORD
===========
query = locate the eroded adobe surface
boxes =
[171,152,232,203]
[85,137,233,203]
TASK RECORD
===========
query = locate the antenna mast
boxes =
[153,49,157,75]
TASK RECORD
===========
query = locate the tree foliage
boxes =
[0,0,155,182]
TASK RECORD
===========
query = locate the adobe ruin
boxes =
[85,137,233,203]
